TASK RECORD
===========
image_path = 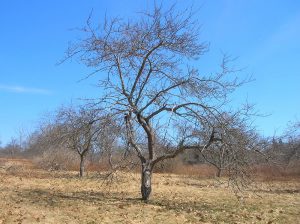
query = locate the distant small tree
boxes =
[55,105,120,177]
[284,121,300,162]
[199,112,261,178]
[268,121,300,170]
[4,138,22,158]
[55,106,100,177]
[24,122,80,170]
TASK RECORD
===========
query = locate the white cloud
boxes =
[0,84,52,95]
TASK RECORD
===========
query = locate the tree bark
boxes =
[79,155,85,177]
[141,161,153,201]
[216,168,222,177]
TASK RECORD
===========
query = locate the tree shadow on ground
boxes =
[13,188,136,208]
[253,188,300,194]
[13,186,224,213]
[12,186,274,223]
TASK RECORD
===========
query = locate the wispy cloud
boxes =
[0,84,52,95]
[247,12,300,64]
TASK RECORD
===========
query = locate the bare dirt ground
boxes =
[0,158,299,224]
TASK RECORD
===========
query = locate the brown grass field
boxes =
[0,158,299,224]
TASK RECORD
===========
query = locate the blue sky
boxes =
[0,0,299,145]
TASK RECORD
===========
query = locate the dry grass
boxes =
[0,158,299,224]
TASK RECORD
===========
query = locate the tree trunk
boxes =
[141,161,153,201]
[79,155,85,177]
[216,168,222,177]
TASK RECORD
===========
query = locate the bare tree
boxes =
[24,113,77,170]
[268,120,300,169]
[284,121,300,161]
[198,111,261,178]
[4,138,22,158]
[64,4,251,200]
[55,106,101,177]
[56,105,121,177]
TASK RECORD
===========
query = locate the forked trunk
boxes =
[79,155,85,177]
[141,161,153,201]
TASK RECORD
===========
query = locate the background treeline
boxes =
[1,107,299,179]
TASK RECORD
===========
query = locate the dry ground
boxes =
[0,158,299,224]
